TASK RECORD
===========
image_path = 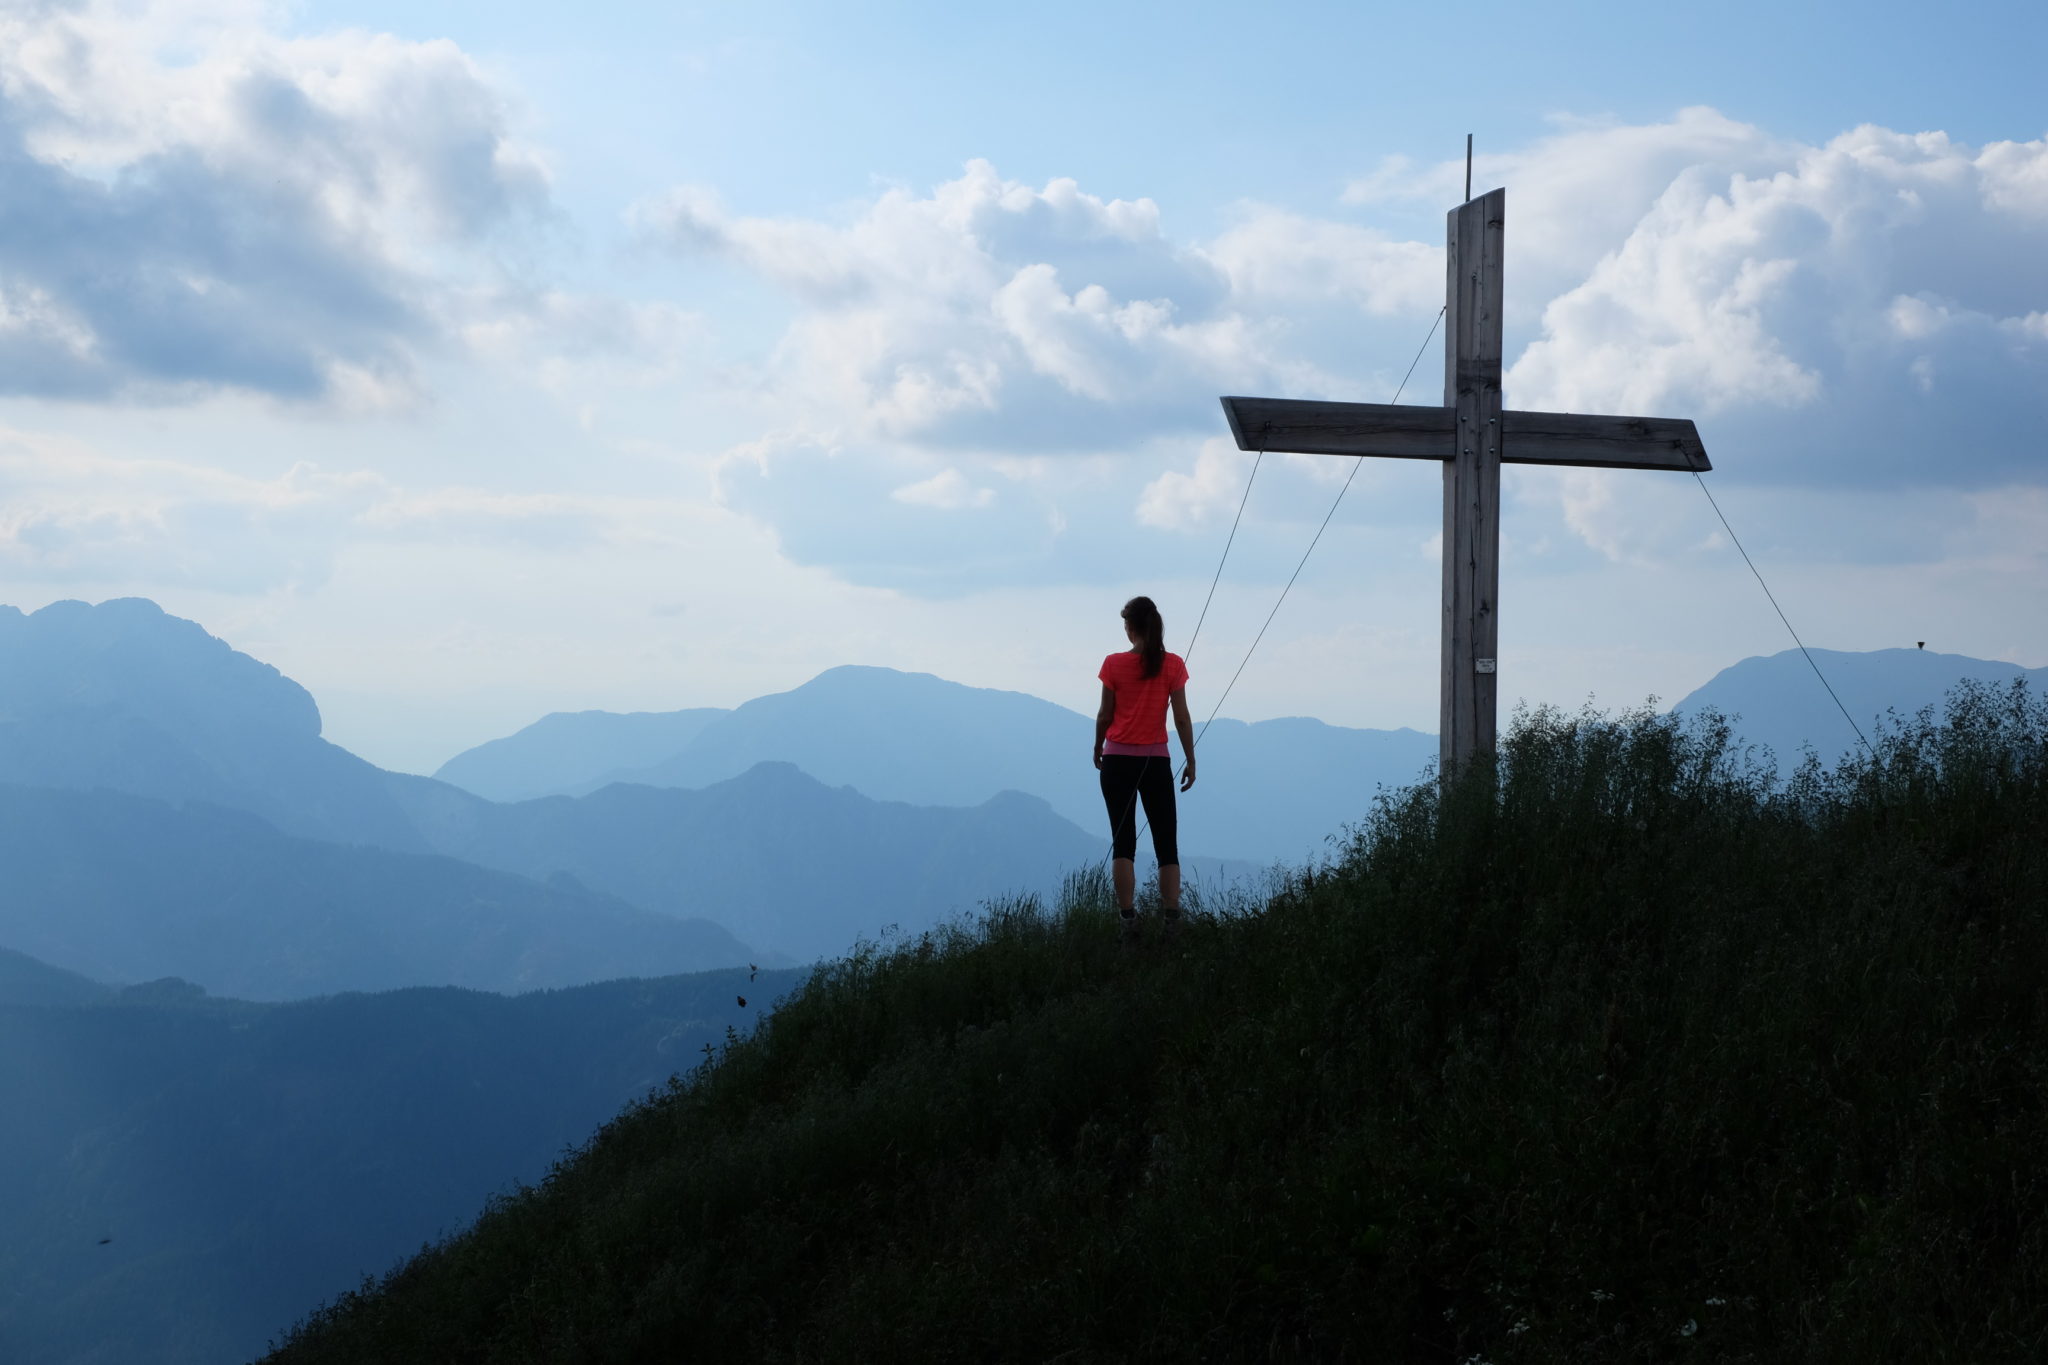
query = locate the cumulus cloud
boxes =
[713,432,1257,596]
[639,159,1435,454]
[1508,123,2048,498]
[458,289,705,397]
[1346,107,1797,303]
[890,469,995,510]
[0,426,610,592]
[0,0,548,404]
[1137,438,1256,531]
[669,119,2048,591]
[1202,212,1441,319]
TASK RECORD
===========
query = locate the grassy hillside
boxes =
[267,681,2048,1364]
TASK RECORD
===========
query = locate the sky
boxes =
[1,0,2044,773]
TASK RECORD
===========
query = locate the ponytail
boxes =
[1121,596,1165,680]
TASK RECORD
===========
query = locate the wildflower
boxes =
[1508,1318,1529,1335]
[1677,1319,1697,1338]
[1590,1290,1613,1303]
[1705,1297,1726,1307]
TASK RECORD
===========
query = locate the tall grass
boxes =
[267,681,2048,1363]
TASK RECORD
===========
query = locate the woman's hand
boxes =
[1093,748,1104,770]
[1179,755,1197,792]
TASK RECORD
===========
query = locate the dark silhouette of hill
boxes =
[0,785,756,998]
[0,947,112,1007]
[439,665,1437,866]
[1673,645,2045,771]
[432,706,729,803]
[0,965,805,1365]
[266,682,2048,1364]
[387,761,1251,963]
[0,599,427,850]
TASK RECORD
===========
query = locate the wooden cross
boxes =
[1218,187,1711,779]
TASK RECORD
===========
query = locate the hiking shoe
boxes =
[1118,911,1141,947]
[1161,911,1183,945]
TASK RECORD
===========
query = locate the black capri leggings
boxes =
[1099,754,1179,866]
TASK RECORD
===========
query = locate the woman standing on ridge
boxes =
[1093,595,1197,944]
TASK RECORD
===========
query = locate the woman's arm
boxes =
[1093,683,1116,769]
[1170,687,1196,790]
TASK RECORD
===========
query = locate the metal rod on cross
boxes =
[1217,185,1712,782]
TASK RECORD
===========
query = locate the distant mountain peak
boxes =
[5,596,322,741]
[1673,645,2042,771]
[0,597,425,849]
[792,663,1074,709]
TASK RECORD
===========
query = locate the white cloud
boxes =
[890,468,995,510]
[648,121,2048,591]
[0,425,614,592]
[458,289,705,398]
[0,0,550,404]
[1200,211,1441,318]
[1344,107,1796,302]
[637,159,1412,453]
[1503,121,2048,514]
[1137,437,1255,531]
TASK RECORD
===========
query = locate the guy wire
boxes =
[1692,470,1872,756]
[1099,304,1450,877]
[1191,303,1448,744]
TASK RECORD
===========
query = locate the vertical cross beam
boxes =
[1440,188,1505,779]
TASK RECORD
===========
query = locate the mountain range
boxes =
[0,599,427,851]
[2,599,1241,977]
[2,594,2037,1364]
[386,761,1144,963]
[6,598,2036,986]
[0,784,755,999]
[429,646,2042,866]
[434,663,1439,868]
[0,961,802,1365]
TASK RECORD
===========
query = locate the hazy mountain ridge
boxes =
[439,663,1438,866]
[388,761,1253,963]
[432,706,731,803]
[2,600,1183,975]
[0,598,427,851]
[0,966,805,1365]
[0,784,756,998]
[443,652,2046,842]
[1672,646,2044,771]
[0,946,114,1008]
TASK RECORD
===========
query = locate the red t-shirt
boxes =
[1098,650,1188,747]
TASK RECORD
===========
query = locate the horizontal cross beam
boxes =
[1220,396,1711,473]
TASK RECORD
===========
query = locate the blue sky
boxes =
[1,0,2043,771]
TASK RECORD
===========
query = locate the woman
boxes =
[1093,595,1197,942]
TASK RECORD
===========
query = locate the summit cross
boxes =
[1217,186,1712,779]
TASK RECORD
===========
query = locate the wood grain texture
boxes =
[1216,398,1710,473]
[1499,410,1710,472]
[1441,187,1505,777]
[1219,396,1454,459]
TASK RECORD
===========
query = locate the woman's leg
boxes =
[1136,759,1180,913]
[1099,756,1145,913]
